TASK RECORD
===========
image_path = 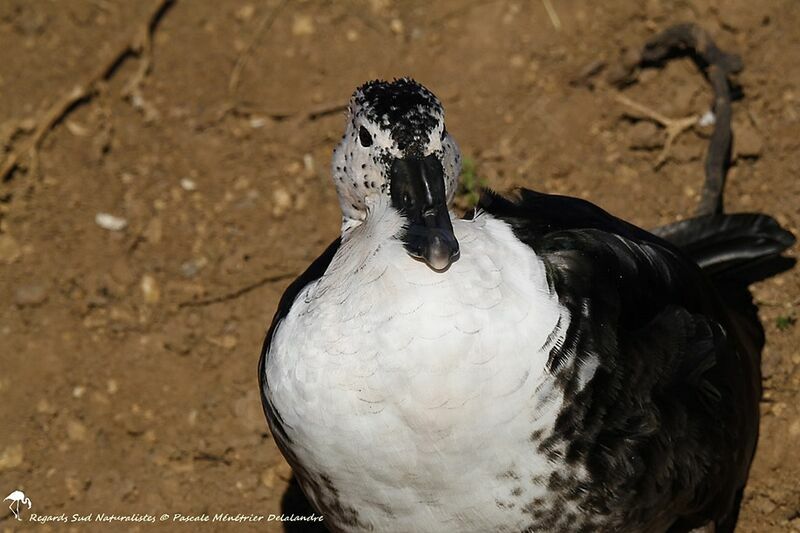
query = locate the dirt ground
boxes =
[1,0,798,531]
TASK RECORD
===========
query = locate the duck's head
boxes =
[333,78,461,271]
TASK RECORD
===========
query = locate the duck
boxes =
[258,78,794,533]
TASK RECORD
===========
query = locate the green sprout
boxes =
[457,157,486,209]
[776,315,796,331]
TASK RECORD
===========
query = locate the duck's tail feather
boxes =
[653,213,796,284]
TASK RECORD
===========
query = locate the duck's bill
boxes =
[403,208,460,271]
[389,155,460,271]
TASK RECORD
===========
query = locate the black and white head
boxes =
[333,78,462,271]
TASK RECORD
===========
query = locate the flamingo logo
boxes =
[4,490,31,521]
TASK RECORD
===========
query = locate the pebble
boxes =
[0,233,22,263]
[235,4,255,22]
[249,116,267,128]
[698,110,715,127]
[180,178,197,191]
[261,461,292,489]
[140,275,160,304]
[37,398,57,414]
[261,468,278,489]
[65,474,85,498]
[14,282,49,306]
[272,188,293,218]
[303,153,315,175]
[235,474,260,492]
[292,14,315,36]
[144,217,162,244]
[389,18,404,34]
[181,257,207,278]
[67,420,88,441]
[95,213,127,231]
[0,443,23,470]
[208,334,238,350]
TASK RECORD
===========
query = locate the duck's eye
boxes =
[403,192,414,209]
[359,126,373,147]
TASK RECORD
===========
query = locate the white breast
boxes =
[265,208,575,532]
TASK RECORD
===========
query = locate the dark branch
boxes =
[614,23,741,216]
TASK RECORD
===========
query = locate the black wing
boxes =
[479,189,761,532]
[258,238,341,448]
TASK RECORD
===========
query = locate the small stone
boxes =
[0,233,22,264]
[65,474,85,498]
[303,153,315,175]
[389,18,404,34]
[249,116,267,128]
[67,420,88,441]
[346,29,359,41]
[107,379,119,394]
[272,188,293,218]
[37,398,56,414]
[235,4,255,22]
[14,283,48,306]
[261,468,277,489]
[65,120,89,137]
[19,118,37,132]
[95,213,127,231]
[144,217,162,244]
[0,444,23,470]
[291,15,314,36]
[698,110,715,127]
[181,257,207,278]
[734,121,763,159]
[628,121,662,150]
[72,386,86,398]
[208,334,238,350]
[180,178,197,191]
[140,275,160,304]
[285,161,302,176]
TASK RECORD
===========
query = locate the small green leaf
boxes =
[776,315,796,331]
[457,156,487,208]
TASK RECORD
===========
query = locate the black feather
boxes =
[653,213,796,282]
[478,187,792,532]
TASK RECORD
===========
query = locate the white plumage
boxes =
[265,198,588,532]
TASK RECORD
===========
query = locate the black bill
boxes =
[390,155,460,271]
